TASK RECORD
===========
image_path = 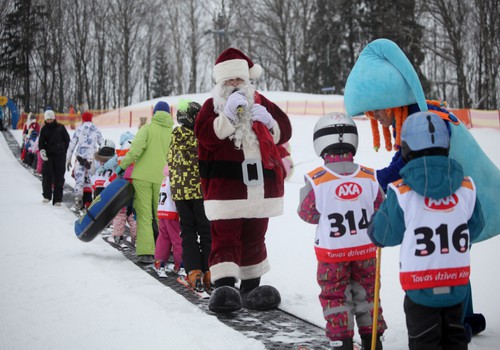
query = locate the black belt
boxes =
[199,160,275,185]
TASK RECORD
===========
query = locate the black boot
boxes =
[209,277,242,313]
[241,284,281,311]
[360,334,382,350]
[240,277,261,292]
[464,313,486,335]
[331,338,354,350]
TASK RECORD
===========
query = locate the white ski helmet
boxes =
[400,111,450,161]
[313,112,358,157]
[103,139,115,149]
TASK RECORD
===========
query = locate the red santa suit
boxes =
[196,90,291,283]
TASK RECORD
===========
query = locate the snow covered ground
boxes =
[1,92,499,349]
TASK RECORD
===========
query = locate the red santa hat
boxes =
[81,111,93,122]
[213,48,263,84]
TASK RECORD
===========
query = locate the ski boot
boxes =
[240,277,281,311]
[209,277,242,313]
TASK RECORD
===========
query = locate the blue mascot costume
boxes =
[344,38,500,339]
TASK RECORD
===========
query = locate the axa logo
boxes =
[425,194,459,210]
[335,182,362,200]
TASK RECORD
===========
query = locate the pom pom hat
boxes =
[81,111,93,122]
[213,48,263,84]
[44,110,56,121]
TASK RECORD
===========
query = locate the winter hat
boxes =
[344,39,428,116]
[176,99,201,129]
[29,113,36,120]
[44,110,56,121]
[82,111,93,122]
[153,101,170,114]
[97,139,116,157]
[119,131,135,146]
[213,48,263,84]
[344,39,429,152]
[400,111,450,161]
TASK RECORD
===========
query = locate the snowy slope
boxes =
[1,93,499,349]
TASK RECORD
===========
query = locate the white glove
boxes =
[251,104,274,129]
[223,91,248,122]
[40,149,48,161]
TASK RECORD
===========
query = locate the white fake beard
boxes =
[212,81,258,150]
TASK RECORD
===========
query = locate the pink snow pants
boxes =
[317,258,387,341]
[155,218,182,266]
[111,207,137,239]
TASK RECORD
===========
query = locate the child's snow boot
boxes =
[209,277,241,313]
[203,271,214,293]
[187,269,204,292]
[360,334,382,350]
[464,313,486,335]
[71,196,83,213]
[331,338,354,350]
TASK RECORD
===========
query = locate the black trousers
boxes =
[42,154,66,204]
[404,295,467,350]
[175,199,211,273]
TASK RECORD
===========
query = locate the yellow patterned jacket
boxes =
[167,125,203,200]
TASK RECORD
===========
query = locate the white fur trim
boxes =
[213,115,235,140]
[204,197,283,220]
[249,63,262,80]
[210,261,241,281]
[210,259,271,281]
[239,259,271,280]
[213,59,250,83]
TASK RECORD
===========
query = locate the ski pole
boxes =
[371,247,382,350]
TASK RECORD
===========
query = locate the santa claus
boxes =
[195,48,292,313]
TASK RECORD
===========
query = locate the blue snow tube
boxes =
[75,178,134,242]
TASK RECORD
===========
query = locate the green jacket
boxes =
[167,125,203,200]
[120,111,173,184]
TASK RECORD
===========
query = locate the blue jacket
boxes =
[369,155,484,307]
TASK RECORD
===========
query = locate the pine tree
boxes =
[0,0,46,112]
[151,47,173,99]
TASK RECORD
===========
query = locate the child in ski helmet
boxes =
[369,111,484,350]
[168,99,212,292]
[91,139,116,198]
[298,112,387,350]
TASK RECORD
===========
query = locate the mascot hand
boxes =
[251,104,274,129]
[40,149,48,161]
[223,91,247,121]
